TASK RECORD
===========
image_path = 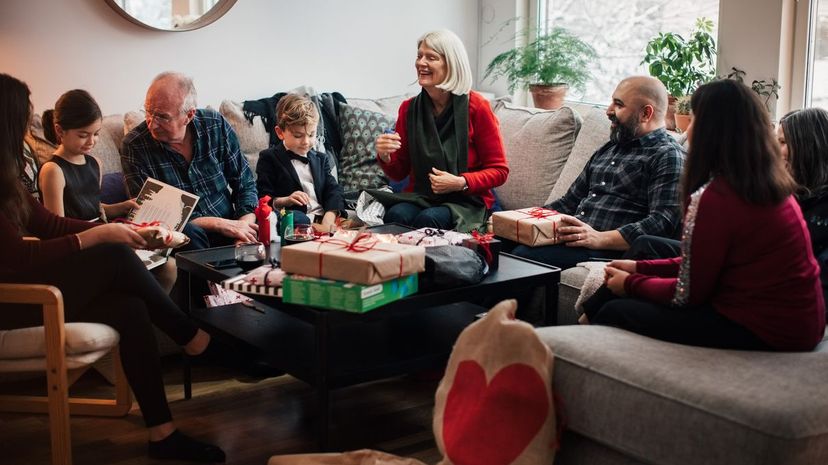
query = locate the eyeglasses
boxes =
[142,108,184,124]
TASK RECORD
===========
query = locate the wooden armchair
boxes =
[0,283,132,465]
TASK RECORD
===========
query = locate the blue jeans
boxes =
[384,203,453,229]
[511,243,622,270]
[179,222,235,253]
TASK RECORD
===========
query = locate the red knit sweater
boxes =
[378,91,509,210]
[626,178,826,351]
[0,195,93,280]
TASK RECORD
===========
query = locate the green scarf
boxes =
[370,90,486,232]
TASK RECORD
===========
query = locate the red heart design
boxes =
[442,360,549,465]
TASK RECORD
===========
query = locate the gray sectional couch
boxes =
[27,95,828,464]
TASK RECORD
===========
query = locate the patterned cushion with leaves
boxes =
[337,102,396,193]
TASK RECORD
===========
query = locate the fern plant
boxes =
[484,27,597,93]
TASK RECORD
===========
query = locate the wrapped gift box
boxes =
[282,274,418,313]
[280,235,426,285]
[396,228,472,247]
[492,208,562,247]
[461,234,501,270]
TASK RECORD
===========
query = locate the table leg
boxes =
[315,310,331,450]
[183,268,193,400]
[544,274,561,326]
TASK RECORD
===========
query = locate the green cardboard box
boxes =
[282,273,418,313]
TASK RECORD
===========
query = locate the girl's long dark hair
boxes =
[0,73,33,230]
[780,107,828,198]
[42,89,102,145]
[682,79,796,208]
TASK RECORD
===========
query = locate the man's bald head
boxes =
[617,76,668,121]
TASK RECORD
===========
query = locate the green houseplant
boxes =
[725,67,781,113]
[484,26,597,109]
[642,17,717,97]
[674,95,692,133]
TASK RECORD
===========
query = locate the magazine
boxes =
[128,178,199,270]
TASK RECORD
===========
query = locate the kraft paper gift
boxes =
[280,233,425,285]
[492,207,562,247]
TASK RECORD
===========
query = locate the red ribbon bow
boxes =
[113,219,174,246]
[516,208,559,242]
[314,233,404,280]
[471,230,495,265]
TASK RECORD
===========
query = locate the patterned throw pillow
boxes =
[337,102,396,193]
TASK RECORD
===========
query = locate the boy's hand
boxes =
[282,191,310,206]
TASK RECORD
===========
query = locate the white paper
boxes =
[128,178,199,270]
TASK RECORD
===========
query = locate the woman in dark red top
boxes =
[0,74,225,462]
[374,29,509,232]
[585,79,825,352]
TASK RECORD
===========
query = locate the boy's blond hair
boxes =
[275,94,319,130]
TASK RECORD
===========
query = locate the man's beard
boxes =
[609,115,640,144]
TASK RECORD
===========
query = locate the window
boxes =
[806,0,828,108]
[540,0,719,104]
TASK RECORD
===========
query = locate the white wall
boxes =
[0,0,479,114]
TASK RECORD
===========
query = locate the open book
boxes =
[128,178,199,270]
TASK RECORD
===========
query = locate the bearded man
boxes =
[511,76,685,270]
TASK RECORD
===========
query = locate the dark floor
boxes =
[0,356,441,465]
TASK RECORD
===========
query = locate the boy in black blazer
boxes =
[256,94,345,231]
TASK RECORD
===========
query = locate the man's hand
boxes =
[429,168,466,194]
[604,266,630,296]
[215,218,258,243]
[556,215,629,250]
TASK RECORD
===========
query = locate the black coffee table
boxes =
[174,225,560,449]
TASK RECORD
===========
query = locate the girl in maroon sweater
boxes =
[586,79,825,352]
[0,74,225,462]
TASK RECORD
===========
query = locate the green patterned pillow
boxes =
[337,102,395,193]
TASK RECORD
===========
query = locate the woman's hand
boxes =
[375,132,401,163]
[429,168,466,194]
[77,223,147,250]
[604,266,630,296]
[607,259,637,274]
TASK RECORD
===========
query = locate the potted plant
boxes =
[725,67,781,113]
[674,95,692,133]
[484,27,597,110]
[642,17,716,128]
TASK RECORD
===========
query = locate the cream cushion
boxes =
[0,322,119,372]
[494,102,582,210]
[548,104,611,203]
[218,99,270,157]
[89,114,128,175]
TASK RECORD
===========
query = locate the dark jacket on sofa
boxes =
[255,143,345,217]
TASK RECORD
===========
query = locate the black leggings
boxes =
[583,288,771,350]
[3,243,199,427]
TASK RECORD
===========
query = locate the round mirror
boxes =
[106,0,237,32]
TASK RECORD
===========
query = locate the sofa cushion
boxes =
[548,104,611,203]
[337,102,395,193]
[89,114,127,176]
[0,322,119,360]
[537,325,828,465]
[493,102,581,210]
[347,94,411,116]
[218,100,270,158]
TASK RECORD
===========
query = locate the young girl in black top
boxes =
[39,89,136,221]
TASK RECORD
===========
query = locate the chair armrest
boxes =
[0,284,67,366]
[0,283,62,307]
